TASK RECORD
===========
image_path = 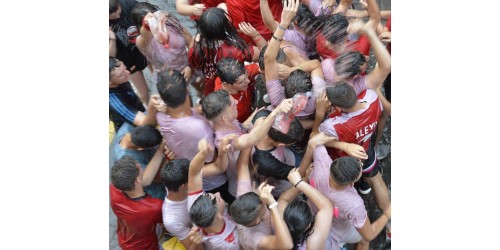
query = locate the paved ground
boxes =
[110,0,391,249]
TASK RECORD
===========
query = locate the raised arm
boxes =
[256,182,294,250]
[333,0,352,14]
[357,206,391,241]
[142,141,166,186]
[109,28,117,57]
[199,134,235,177]
[176,0,206,17]
[187,139,213,193]
[134,95,159,126]
[239,22,268,50]
[260,0,279,33]
[365,0,381,31]
[277,59,321,79]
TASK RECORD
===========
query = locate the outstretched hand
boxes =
[257,180,276,205]
[238,22,260,38]
[280,0,300,25]
[198,139,213,155]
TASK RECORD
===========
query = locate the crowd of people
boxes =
[109,0,392,249]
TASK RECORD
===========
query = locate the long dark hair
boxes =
[130,2,183,35]
[283,199,315,250]
[190,7,250,71]
[109,0,137,28]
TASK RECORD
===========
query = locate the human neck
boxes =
[343,101,365,114]
[119,134,140,150]
[329,178,348,191]
[124,186,146,199]
[167,189,188,201]
[256,136,276,150]
[222,84,239,95]
[203,216,225,234]
[166,99,192,118]
[213,118,237,132]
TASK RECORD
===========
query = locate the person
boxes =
[110,155,165,250]
[109,0,150,104]
[309,147,391,250]
[109,57,158,131]
[186,138,240,249]
[229,147,294,250]
[109,123,167,199]
[214,58,261,123]
[175,0,227,20]
[319,83,391,227]
[201,89,293,201]
[188,7,258,96]
[154,69,232,198]
[279,167,334,250]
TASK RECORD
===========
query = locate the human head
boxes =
[229,192,266,226]
[156,69,188,108]
[258,45,288,71]
[284,69,312,98]
[201,90,238,122]
[189,192,225,228]
[160,159,189,192]
[216,58,250,91]
[109,57,130,84]
[111,156,141,191]
[252,109,304,145]
[198,8,237,42]
[284,199,314,249]
[325,82,357,109]
[330,156,363,186]
[293,3,320,36]
[130,2,159,28]
[321,13,349,52]
[109,0,121,19]
[334,51,367,80]
[130,125,162,148]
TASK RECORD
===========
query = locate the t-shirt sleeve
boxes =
[109,93,139,125]
[319,118,338,138]
[313,145,332,172]
[265,79,285,107]
[349,205,368,229]
[311,76,326,97]
[253,150,295,180]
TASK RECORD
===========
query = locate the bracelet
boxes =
[268,202,279,210]
[253,36,262,43]
[272,34,283,42]
[278,24,287,31]
[294,180,304,188]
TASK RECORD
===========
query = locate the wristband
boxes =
[253,36,262,43]
[272,35,283,41]
[268,202,279,210]
[278,24,287,31]
[294,180,304,188]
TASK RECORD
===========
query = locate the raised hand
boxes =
[238,22,260,38]
[257,181,276,206]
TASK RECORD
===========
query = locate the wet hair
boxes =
[130,125,162,148]
[191,8,249,71]
[325,83,357,109]
[216,58,246,84]
[229,192,262,226]
[111,156,140,191]
[268,117,304,145]
[109,57,119,80]
[156,69,188,108]
[201,90,231,120]
[284,69,312,98]
[110,0,136,27]
[109,0,119,14]
[334,51,366,79]
[160,159,189,192]
[189,194,218,228]
[251,109,272,124]
[330,156,362,186]
[258,45,287,71]
[284,199,315,250]
[320,13,349,45]
[130,2,183,35]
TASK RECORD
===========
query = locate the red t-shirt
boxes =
[316,32,371,60]
[110,184,163,250]
[189,0,226,20]
[189,42,254,96]
[214,63,260,122]
[226,0,283,45]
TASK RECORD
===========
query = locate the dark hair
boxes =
[189,194,218,227]
[157,69,188,108]
[325,83,357,109]
[109,57,119,80]
[130,2,183,35]
[258,45,287,71]
[268,117,304,144]
[284,199,315,250]
[201,90,231,120]
[294,4,321,36]
[190,8,249,71]
[251,109,272,124]
[285,70,312,98]
[110,0,136,27]
[131,125,162,148]
[111,156,140,191]
[334,51,366,79]
[330,156,362,186]
[229,192,262,226]
[216,58,246,84]
[320,13,349,45]
[109,0,119,14]
[160,159,189,192]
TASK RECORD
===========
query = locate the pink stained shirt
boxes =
[145,25,188,73]
[156,109,227,191]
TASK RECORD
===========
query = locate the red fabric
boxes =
[214,64,259,122]
[189,0,226,20]
[189,42,254,96]
[110,185,163,250]
[226,0,283,45]
[316,33,371,60]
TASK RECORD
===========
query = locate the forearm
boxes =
[213,149,229,173]
[295,181,332,210]
[239,110,279,148]
[176,0,195,16]
[324,140,350,151]
[264,21,288,70]
[297,143,314,177]
[251,34,268,50]
[312,111,326,133]
[109,39,117,57]
[142,148,165,186]
[277,186,301,205]
[365,213,390,241]
[366,29,390,72]
[260,0,278,33]
[140,106,158,126]
[270,206,293,248]
[182,27,194,49]
[291,59,320,73]
[366,0,381,30]
[333,0,352,14]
